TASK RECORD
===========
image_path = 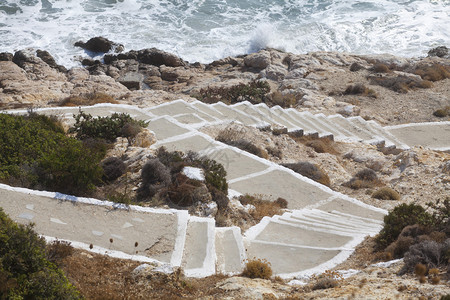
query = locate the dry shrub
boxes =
[414,64,450,81]
[312,277,339,290]
[275,197,288,208]
[386,236,415,258]
[372,187,400,200]
[430,276,441,285]
[282,162,330,187]
[216,129,268,159]
[242,258,272,279]
[419,276,427,284]
[268,91,298,108]
[343,168,381,189]
[295,136,339,154]
[101,157,126,182]
[46,240,74,265]
[350,62,364,72]
[372,63,390,73]
[433,106,450,118]
[137,158,171,200]
[370,76,432,93]
[167,173,204,207]
[266,146,283,159]
[401,239,450,274]
[60,92,118,106]
[239,194,286,222]
[415,263,427,277]
[344,84,377,98]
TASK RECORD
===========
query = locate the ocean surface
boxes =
[0,0,449,68]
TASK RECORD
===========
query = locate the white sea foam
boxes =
[0,0,448,68]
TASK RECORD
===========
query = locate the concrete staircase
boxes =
[2,99,448,279]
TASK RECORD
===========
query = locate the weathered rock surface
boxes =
[74,36,124,53]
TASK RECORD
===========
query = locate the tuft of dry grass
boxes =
[60,92,119,107]
[415,263,427,277]
[239,194,287,222]
[216,128,269,159]
[372,63,391,73]
[372,187,400,200]
[282,162,331,187]
[294,136,339,155]
[242,258,273,279]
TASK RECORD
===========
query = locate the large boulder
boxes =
[137,48,185,67]
[74,36,124,53]
[428,46,448,58]
[36,50,67,73]
[244,50,271,69]
[0,52,13,61]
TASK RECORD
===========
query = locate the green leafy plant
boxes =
[0,113,104,195]
[69,111,147,142]
[0,208,82,299]
[194,80,270,105]
[376,203,434,249]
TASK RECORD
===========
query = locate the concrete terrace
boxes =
[1,100,449,279]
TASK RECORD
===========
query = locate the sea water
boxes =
[0,0,449,68]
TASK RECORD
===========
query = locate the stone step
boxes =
[182,217,216,277]
[211,102,263,126]
[146,99,217,122]
[254,104,301,130]
[215,227,246,275]
[231,102,274,127]
[327,114,375,141]
[347,117,394,147]
[191,100,226,120]
[313,113,356,140]
[297,111,334,139]
[315,198,386,222]
[283,109,321,136]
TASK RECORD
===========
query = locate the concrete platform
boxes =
[316,198,386,221]
[385,122,450,151]
[157,134,218,153]
[146,117,191,140]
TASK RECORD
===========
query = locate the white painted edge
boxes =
[170,210,189,267]
[0,183,176,215]
[43,236,164,264]
[384,121,450,130]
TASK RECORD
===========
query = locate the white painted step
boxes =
[284,109,321,136]
[253,104,300,130]
[231,102,274,127]
[297,111,334,139]
[215,227,246,275]
[211,102,263,126]
[146,99,216,122]
[313,113,356,140]
[327,114,374,141]
[182,217,216,277]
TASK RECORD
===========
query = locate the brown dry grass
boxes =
[294,136,339,155]
[414,64,450,82]
[60,92,119,107]
[372,187,400,200]
[59,249,228,300]
[239,194,286,222]
[370,76,432,93]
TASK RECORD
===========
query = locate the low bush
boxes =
[239,194,286,222]
[372,63,391,73]
[0,208,82,299]
[224,139,269,159]
[414,64,450,82]
[242,258,272,279]
[344,84,377,97]
[401,239,450,274]
[69,111,147,142]
[295,137,339,155]
[370,75,432,93]
[137,158,172,200]
[193,80,270,105]
[46,240,74,266]
[267,91,298,108]
[101,157,126,182]
[312,277,339,290]
[433,106,450,118]
[376,203,434,249]
[343,168,381,189]
[372,187,400,200]
[0,113,104,195]
[59,92,119,107]
[266,146,283,159]
[282,162,330,187]
[167,173,205,207]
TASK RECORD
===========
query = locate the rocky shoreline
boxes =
[1,39,449,299]
[1,38,449,125]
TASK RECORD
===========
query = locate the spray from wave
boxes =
[0,0,448,67]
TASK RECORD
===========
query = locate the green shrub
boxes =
[372,187,401,200]
[194,80,270,105]
[376,203,434,249]
[0,208,82,299]
[69,111,147,142]
[242,258,272,279]
[0,113,103,195]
